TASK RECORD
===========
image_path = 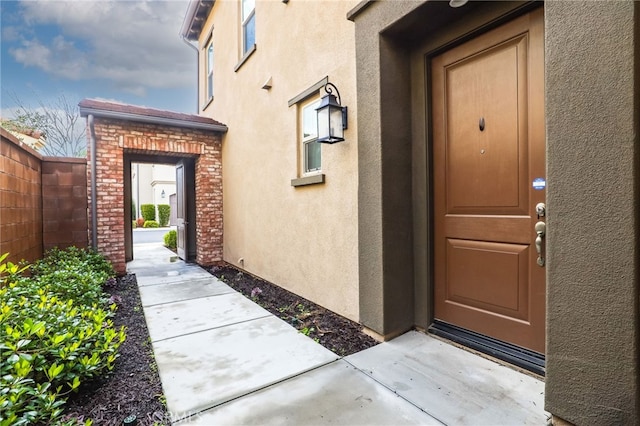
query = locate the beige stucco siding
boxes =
[199,0,360,321]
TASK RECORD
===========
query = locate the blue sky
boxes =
[1,0,197,118]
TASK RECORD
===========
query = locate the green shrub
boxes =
[140,204,156,222]
[132,220,137,229]
[31,247,115,292]
[157,204,170,227]
[131,200,136,221]
[143,220,159,228]
[164,230,177,250]
[0,250,125,425]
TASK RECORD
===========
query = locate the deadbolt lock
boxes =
[536,203,546,218]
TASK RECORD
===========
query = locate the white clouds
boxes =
[7,0,194,96]
[11,36,88,80]
[1,26,21,42]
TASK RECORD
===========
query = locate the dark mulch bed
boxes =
[209,264,379,357]
[63,274,170,425]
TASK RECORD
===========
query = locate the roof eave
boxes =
[79,106,228,133]
[180,0,215,41]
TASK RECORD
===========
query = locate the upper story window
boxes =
[241,0,255,54]
[301,98,322,175]
[206,39,214,101]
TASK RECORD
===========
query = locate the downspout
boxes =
[88,114,98,249]
[181,35,200,114]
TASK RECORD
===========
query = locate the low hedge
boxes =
[157,204,170,227]
[0,248,126,425]
[140,204,155,222]
[143,220,159,228]
[164,230,177,250]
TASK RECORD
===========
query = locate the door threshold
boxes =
[429,320,545,376]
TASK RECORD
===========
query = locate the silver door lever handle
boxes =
[535,221,546,267]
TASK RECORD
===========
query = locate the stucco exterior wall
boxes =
[544,2,640,423]
[198,0,360,321]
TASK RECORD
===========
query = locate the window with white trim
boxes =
[206,39,214,101]
[241,0,255,55]
[301,98,321,175]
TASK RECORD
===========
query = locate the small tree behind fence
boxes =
[158,204,170,227]
[140,204,155,222]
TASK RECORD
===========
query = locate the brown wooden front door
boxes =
[432,9,545,354]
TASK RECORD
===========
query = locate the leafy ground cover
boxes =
[63,274,169,425]
[0,248,125,425]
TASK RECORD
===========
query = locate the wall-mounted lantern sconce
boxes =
[316,82,347,144]
[161,189,166,198]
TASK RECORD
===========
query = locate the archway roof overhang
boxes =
[78,99,227,133]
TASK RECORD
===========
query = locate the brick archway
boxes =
[79,99,227,274]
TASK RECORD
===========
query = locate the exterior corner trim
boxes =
[347,0,374,21]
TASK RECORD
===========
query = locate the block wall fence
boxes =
[89,117,223,274]
[1,129,88,266]
[42,158,88,251]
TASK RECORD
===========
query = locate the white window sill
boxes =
[291,174,325,187]
[234,44,257,72]
[202,96,214,112]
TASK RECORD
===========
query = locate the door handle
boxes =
[535,221,546,267]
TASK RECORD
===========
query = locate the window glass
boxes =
[302,101,318,139]
[207,42,214,100]
[302,99,321,174]
[242,0,255,54]
[243,13,255,54]
[305,140,321,172]
[242,0,255,20]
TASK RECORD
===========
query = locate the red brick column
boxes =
[89,120,126,273]
[195,137,223,265]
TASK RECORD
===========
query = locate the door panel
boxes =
[446,239,529,319]
[433,10,545,353]
[446,35,525,213]
[176,161,187,260]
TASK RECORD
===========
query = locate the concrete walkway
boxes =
[128,243,548,425]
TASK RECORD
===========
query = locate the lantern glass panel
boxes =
[317,106,330,140]
[329,106,343,139]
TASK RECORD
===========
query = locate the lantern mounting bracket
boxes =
[322,82,348,130]
[316,81,348,143]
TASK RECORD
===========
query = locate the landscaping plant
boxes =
[0,249,126,425]
[143,220,159,228]
[157,204,170,227]
[140,204,156,222]
[163,230,177,250]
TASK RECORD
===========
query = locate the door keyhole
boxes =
[479,117,485,131]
